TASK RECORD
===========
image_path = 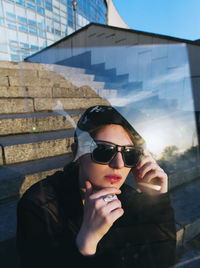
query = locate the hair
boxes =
[89,124,135,143]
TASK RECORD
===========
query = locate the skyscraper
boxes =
[0,0,107,61]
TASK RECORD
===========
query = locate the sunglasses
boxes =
[91,140,143,168]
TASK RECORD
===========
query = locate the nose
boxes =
[109,151,124,169]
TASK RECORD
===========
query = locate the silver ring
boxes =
[103,194,117,202]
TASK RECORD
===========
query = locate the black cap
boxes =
[76,105,145,147]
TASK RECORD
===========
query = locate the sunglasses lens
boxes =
[92,144,115,163]
[123,149,142,167]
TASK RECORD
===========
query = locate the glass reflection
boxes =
[0,43,199,267]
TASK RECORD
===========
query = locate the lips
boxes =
[105,174,122,183]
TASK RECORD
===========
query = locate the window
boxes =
[11,54,20,61]
[55,29,61,35]
[68,6,72,14]
[37,0,44,7]
[18,16,27,24]
[27,10,36,23]
[46,32,54,40]
[39,29,45,37]
[68,13,72,21]
[29,25,37,35]
[54,7,59,14]
[37,6,44,15]
[16,5,26,19]
[46,0,52,10]
[37,14,45,29]
[28,19,37,26]
[27,2,35,11]
[31,44,39,50]
[53,13,60,22]
[19,23,28,32]
[6,12,16,20]
[53,0,59,9]
[7,29,18,44]
[38,37,46,47]
[61,16,66,24]
[68,19,73,27]
[60,3,67,12]
[9,45,18,52]
[46,17,53,32]
[67,0,72,6]
[0,44,8,53]
[16,0,25,7]
[3,2,15,17]
[20,42,29,48]
[0,18,4,25]
[46,3,52,11]
[6,19,17,29]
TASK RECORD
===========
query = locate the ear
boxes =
[71,142,77,158]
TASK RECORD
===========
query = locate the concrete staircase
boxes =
[0,61,112,202]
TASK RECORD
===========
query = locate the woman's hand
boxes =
[132,150,168,195]
[76,181,124,256]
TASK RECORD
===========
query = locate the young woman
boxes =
[16,105,176,268]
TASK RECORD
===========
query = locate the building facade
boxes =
[0,0,108,61]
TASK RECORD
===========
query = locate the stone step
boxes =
[0,83,104,99]
[0,200,18,242]
[0,153,73,241]
[34,97,109,112]
[0,153,72,202]
[71,80,105,90]
[170,178,200,247]
[0,98,34,114]
[0,129,74,165]
[97,89,117,99]
[0,61,45,70]
[44,63,87,75]
[0,111,82,136]
[169,166,200,190]
[0,97,109,114]
[57,72,95,82]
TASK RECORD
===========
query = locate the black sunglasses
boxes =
[91,140,143,168]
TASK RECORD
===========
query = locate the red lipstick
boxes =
[105,174,122,183]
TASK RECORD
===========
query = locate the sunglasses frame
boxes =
[90,140,143,168]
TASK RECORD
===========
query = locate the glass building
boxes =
[0,0,107,61]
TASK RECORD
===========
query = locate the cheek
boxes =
[79,154,102,178]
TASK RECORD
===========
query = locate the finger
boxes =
[109,207,124,223]
[85,180,93,200]
[91,187,121,200]
[102,199,122,213]
[136,155,156,170]
[137,162,163,180]
[142,169,168,184]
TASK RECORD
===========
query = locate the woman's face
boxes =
[78,124,133,191]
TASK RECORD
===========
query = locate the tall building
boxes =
[0,0,108,61]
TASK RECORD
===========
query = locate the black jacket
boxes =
[16,163,176,268]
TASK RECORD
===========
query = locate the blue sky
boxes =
[113,0,200,41]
